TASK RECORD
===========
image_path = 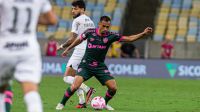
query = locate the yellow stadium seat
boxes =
[187,35,196,42]
[111,26,120,32]
[37,25,47,32]
[55,31,66,40]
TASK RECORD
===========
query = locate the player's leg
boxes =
[21,82,42,112]
[62,59,95,107]
[59,75,84,106]
[15,55,43,112]
[104,79,117,104]
[0,85,7,112]
[95,68,116,110]
[63,65,93,94]
[103,79,117,111]
[4,85,13,112]
[0,59,15,112]
[59,66,86,109]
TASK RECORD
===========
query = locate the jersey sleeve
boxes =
[40,0,52,13]
[71,20,79,34]
[111,33,124,43]
[80,29,91,41]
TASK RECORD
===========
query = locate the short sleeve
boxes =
[71,20,79,34]
[80,29,91,41]
[111,33,124,42]
[40,0,52,13]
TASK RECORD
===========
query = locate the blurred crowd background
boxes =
[39,0,200,59]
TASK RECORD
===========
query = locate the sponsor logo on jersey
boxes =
[4,41,28,50]
[103,38,108,43]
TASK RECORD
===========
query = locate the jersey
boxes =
[0,0,52,84]
[161,42,174,58]
[0,0,51,39]
[46,40,57,56]
[80,28,124,67]
[71,14,95,52]
[66,14,95,69]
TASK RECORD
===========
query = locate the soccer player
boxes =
[61,16,153,110]
[0,0,57,112]
[56,0,96,110]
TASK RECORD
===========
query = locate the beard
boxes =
[73,13,81,19]
[101,30,109,35]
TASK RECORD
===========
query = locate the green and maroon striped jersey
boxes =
[80,28,124,67]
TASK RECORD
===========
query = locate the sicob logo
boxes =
[166,63,179,78]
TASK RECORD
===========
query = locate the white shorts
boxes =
[66,48,85,70]
[0,39,42,86]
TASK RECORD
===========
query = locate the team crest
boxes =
[92,33,97,36]
[78,68,82,72]
[90,38,95,42]
[103,38,108,43]
[104,70,109,73]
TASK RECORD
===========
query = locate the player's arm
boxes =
[38,11,57,25]
[61,38,83,57]
[57,33,78,51]
[38,0,57,25]
[121,27,153,42]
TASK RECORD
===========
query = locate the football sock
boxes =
[0,93,6,112]
[24,91,43,112]
[79,83,90,93]
[104,89,116,104]
[63,76,74,84]
[76,89,85,104]
[60,87,76,105]
[64,76,90,93]
[4,88,13,112]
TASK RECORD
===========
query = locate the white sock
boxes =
[76,89,85,104]
[24,91,43,112]
[80,83,90,93]
[63,76,90,93]
[63,76,74,84]
[0,93,5,112]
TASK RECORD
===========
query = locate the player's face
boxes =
[98,21,111,34]
[71,6,84,18]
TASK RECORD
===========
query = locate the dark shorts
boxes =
[76,64,114,85]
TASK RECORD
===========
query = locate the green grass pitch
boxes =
[12,76,200,112]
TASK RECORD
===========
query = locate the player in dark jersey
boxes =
[61,16,153,110]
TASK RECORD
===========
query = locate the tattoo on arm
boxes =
[62,33,78,48]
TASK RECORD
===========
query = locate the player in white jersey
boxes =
[56,0,96,110]
[0,0,57,112]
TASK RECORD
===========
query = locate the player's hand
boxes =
[57,44,64,51]
[143,27,153,35]
[61,48,69,57]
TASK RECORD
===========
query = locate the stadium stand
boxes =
[154,0,200,42]
[37,0,128,39]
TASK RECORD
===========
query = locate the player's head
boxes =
[71,0,86,18]
[98,16,111,34]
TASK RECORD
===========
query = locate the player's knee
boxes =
[70,84,79,92]
[109,86,117,92]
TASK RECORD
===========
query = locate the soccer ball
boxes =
[91,96,106,110]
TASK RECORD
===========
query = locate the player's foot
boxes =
[86,87,96,104]
[56,103,64,110]
[75,103,87,108]
[105,104,114,110]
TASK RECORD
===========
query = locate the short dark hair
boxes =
[100,16,111,22]
[72,0,86,11]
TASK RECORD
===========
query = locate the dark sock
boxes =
[104,89,116,104]
[60,87,76,105]
[4,87,13,112]
[5,103,11,112]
